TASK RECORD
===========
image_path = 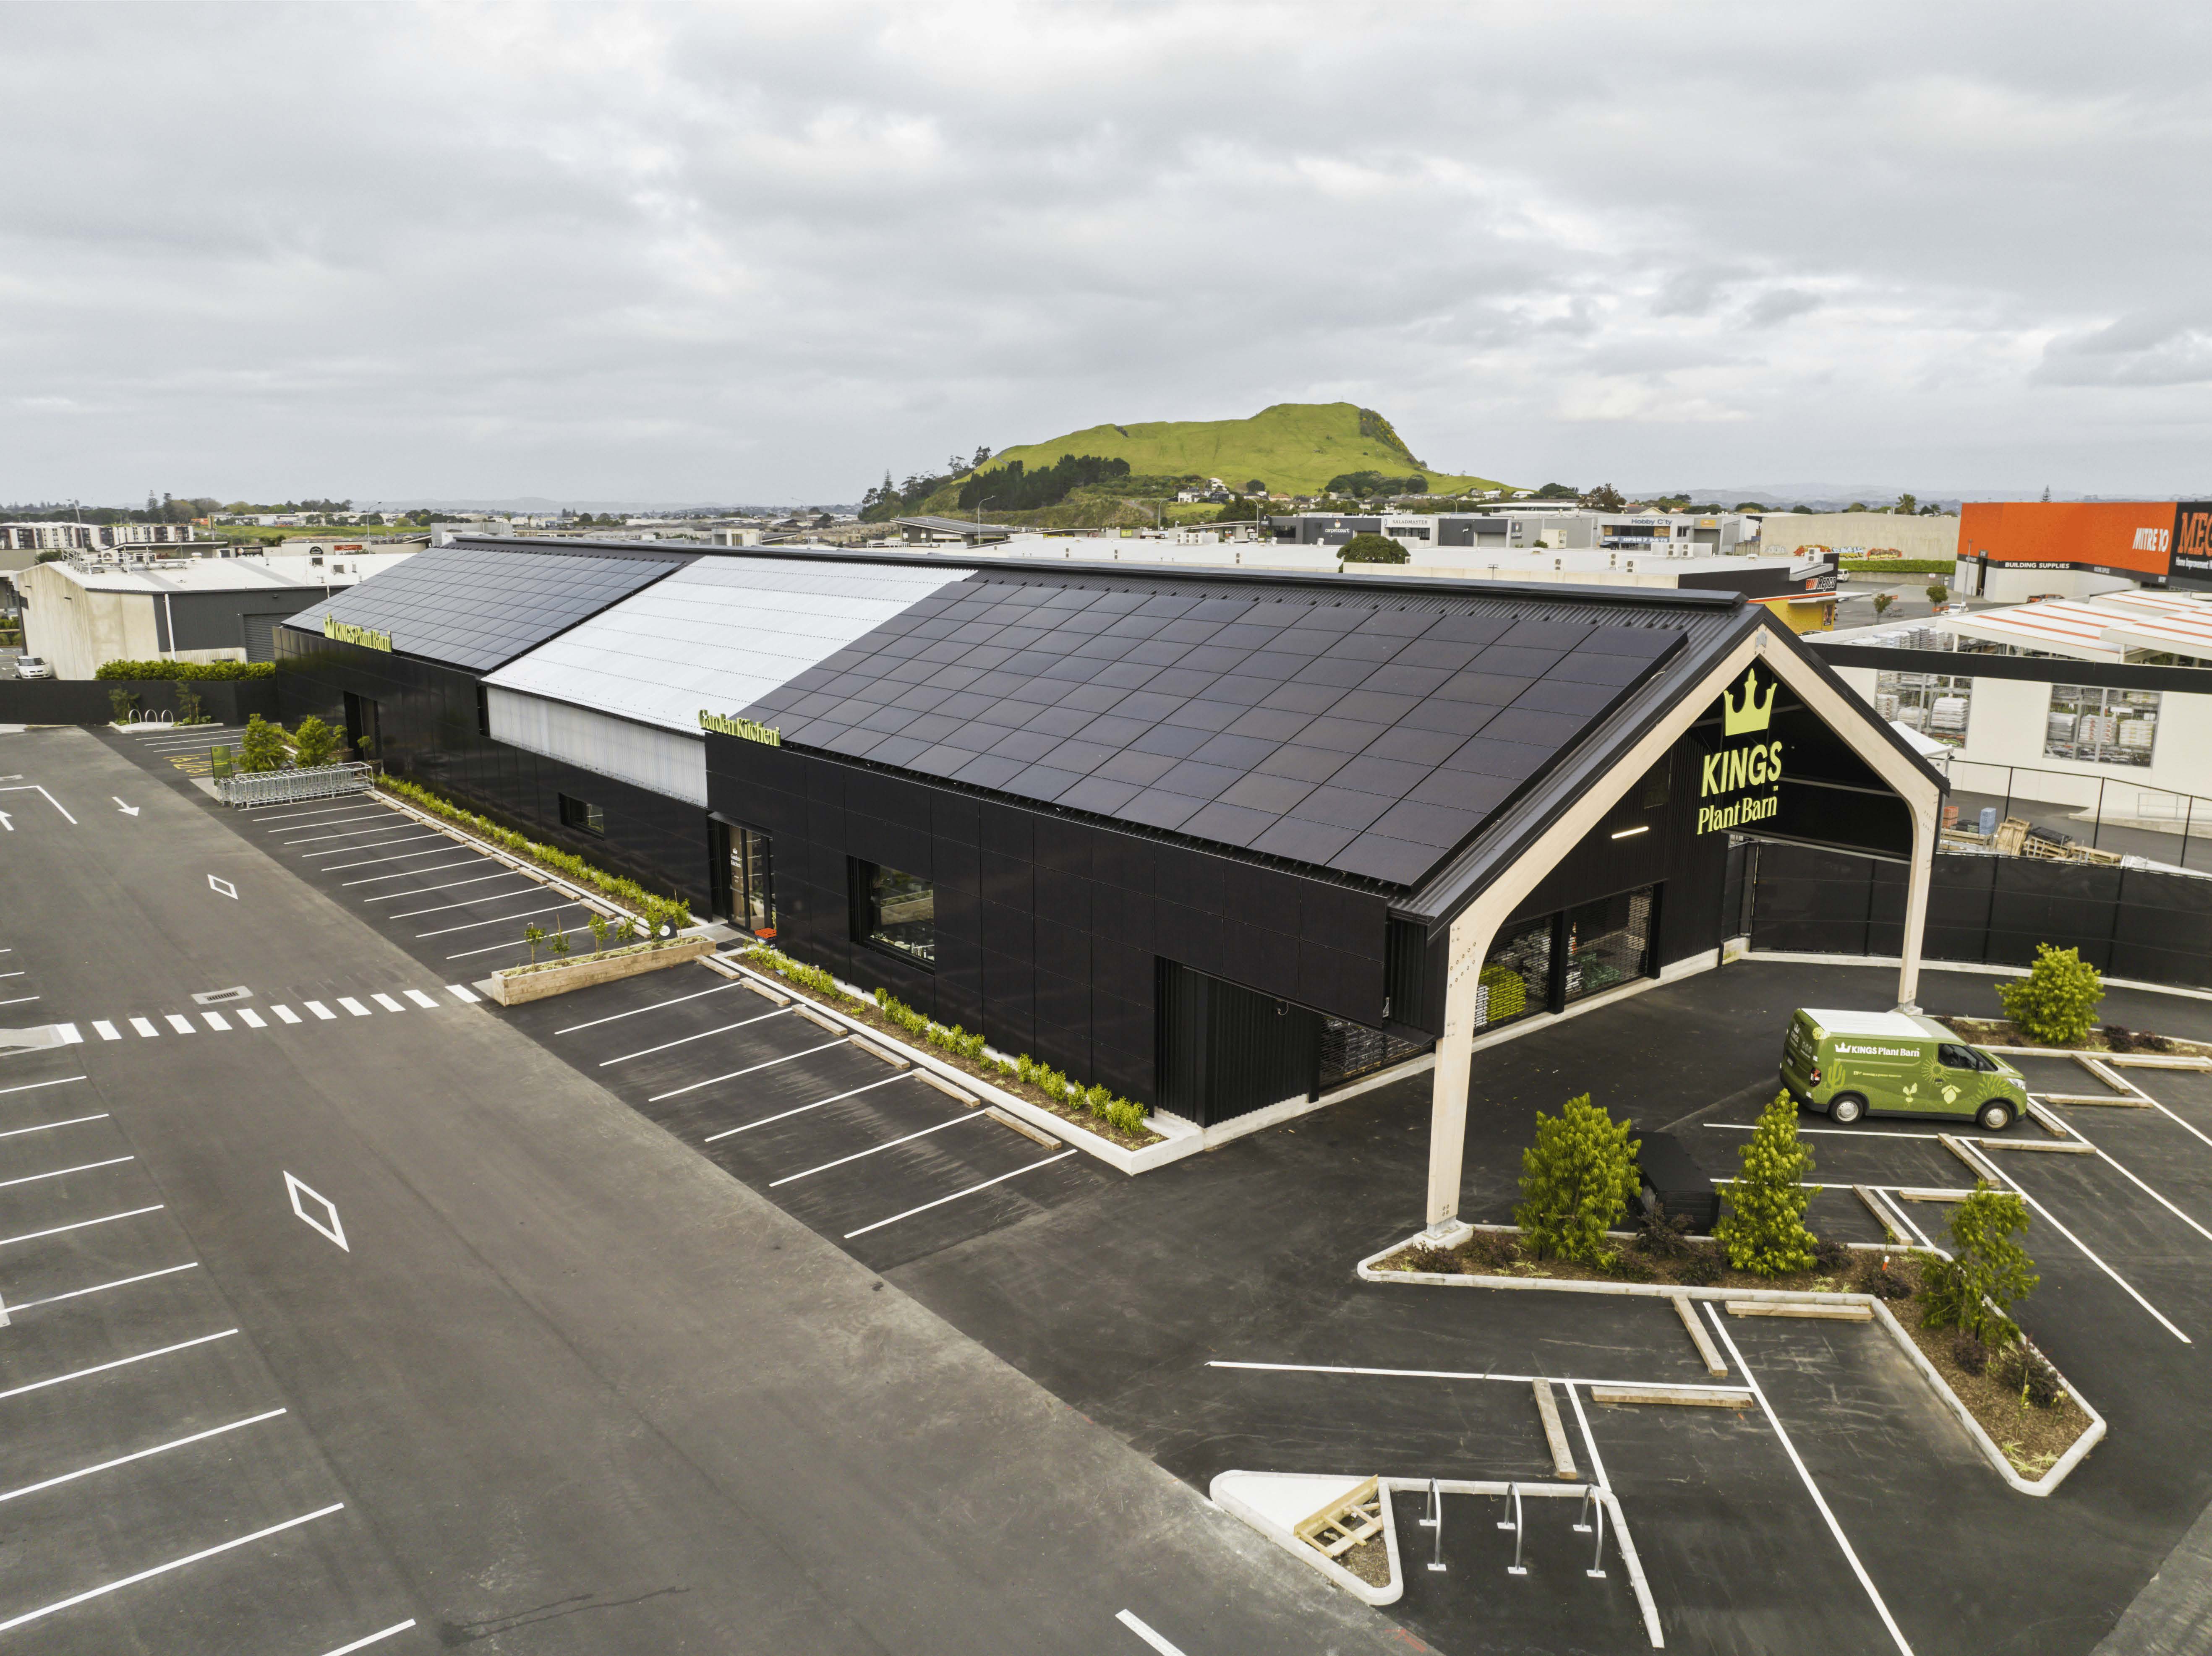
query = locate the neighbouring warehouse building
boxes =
[276,538,1941,1228]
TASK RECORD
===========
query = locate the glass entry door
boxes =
[730,827,776,937]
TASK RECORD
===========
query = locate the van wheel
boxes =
[1828,1094,1866,1124]
[1977,1101,2014,1132]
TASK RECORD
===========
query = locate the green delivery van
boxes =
[1779,1008,2028,1131]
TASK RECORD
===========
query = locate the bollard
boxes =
[1507,1483,1528,1577]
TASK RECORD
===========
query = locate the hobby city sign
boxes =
[1697,663,1782,835]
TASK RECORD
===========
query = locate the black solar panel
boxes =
[286,544,693,672]
[744,571,1688,887]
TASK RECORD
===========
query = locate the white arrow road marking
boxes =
[0,812,10,832]
[0,785,76,824]
[112,797,140,816]
[284,1172,349,1251]
[208,874,238,900]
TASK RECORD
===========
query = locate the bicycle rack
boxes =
[1504,1482,1528,1576]
[1575,1486,1608,1578]
[1423,1479,1446,1573]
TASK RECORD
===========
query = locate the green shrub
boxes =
[378,775,692,932]
[1340,532,1409,565]
[1925,582,1949,605]
[1716,1092,1820,1277]
[109,686,138,723]
[95,659,274,681]
[239,715,289,773]
[175,684,207,725]
[1997,944,2104,1047]
[292,714,339,769]
[1920,1184,2038,1346]
[1513,1093,1640,1265]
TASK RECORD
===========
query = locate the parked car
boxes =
[1779,1007,2027,1130]
[14,655,52,679]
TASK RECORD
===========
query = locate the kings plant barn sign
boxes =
[1697,663,1782,835]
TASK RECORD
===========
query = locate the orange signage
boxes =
[1959,501,2178,579]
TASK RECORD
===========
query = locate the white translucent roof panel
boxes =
[482,557,976,733]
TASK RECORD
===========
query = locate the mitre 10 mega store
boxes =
[1958,500,2212,601]
[274,540,1940,1224]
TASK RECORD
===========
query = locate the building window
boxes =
[2046,685,2158,767]
[1562,888,1653,1005]
[1474,918,1552,1031]
[558,793,606,836]
[857,861,935,968]
[1875,670,1973,748]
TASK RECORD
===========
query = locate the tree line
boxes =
[956,454,1131,513]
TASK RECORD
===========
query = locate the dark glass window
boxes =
[1475,918,1552,1031]
[731,827,776,937]
[559,794,605,836]
[859,862,935,968]
[1562,887,1653,1004]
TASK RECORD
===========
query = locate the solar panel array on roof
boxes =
[741,573,1682,885]
[285,543,694,672]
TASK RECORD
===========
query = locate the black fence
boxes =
[1749,843,2212,991]
[0,678,279,726]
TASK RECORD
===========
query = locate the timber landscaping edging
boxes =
[488,936,714,1004]
[1358,1227,2103,1497]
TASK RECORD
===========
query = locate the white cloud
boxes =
[2,1,2210,503]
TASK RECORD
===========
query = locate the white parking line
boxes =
[342,858,481,886]
[0,1112,108,1139]
[0,1501,344,1634]
[1116,1610,1187,1656]
[91,1020,120,1041]
[201,1011,232,1031]
[0,1155,134,1191]
[164,1014,194,1035]
[0,1205,165,1250]
[318,1618,420,1656]
[0,1408,285,1505]
[253,805,383,827]
[600,1007,790,1066]
[404,989,440,1009]
[2140,1097,2212,1155]
[842,1150,1078,1239]
[306,1001,337,1020]
[4,1261,198,1313]
[444,983,481,1003]
[371,994,405,1013]
[0,1327,237,1403]
[0,1075,86,1098]
[649,1038,850,1102]
[1705,1122,1953,1142]
[365,871,516,902]
[0,995,39,1008]
[337,997,372,1017]
[1207,1359,1754,1393]
[1969,1150,2194,1343]
[447,933,575,960]
[283,824,423,846]
[701,1073,914,1141]
[387,883,534,917]
[128,1017,159,1038]
[416,901,580,938]
[770,1112,984,1187]
[1561,1383,1664,1648]
[274,1004,302,1024]
[555,981,737,1035]
[237,1007,267,1028]
[306,832,443,859]
[2049,1115,2212,1247]
[324,845,467,873]
[1703,1307,1915,1656]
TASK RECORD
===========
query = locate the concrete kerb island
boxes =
[1355,1229,2106,1499]
[487,936,715,1006]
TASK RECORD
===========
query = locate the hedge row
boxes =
[744,945,1151,1140]
[94,660,277,681]
[1836,558,1956,575]
[376,775,693,931]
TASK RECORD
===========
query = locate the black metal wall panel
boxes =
[708,731,1388,1106]
[1749,844,1888,954]
[0,678,278,725]
[2112,870,2212,988]
[1985,861,2120,971]
[274,626,711,911]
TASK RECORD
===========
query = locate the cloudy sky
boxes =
[5,2,2209,506]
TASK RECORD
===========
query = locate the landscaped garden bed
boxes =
[738,946,1164,1150]
[1940,1015,2209,1059]
[1371,1226,1881,1297]
[488,935,713,1004]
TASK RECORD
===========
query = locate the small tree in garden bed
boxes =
[1716,1092,1820,1277]
[239,715,288,773]
[1513,1093,1639,1265]
[292,715,338,769]
[1921,1183,2039,1347]
[1998,944,2104,1047]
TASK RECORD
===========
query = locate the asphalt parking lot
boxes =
[83,723,2212,1653]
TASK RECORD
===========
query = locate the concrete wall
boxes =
[16,564,165,678]
[1759,513,1959,561]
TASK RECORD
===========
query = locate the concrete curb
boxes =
[1743,948,2212,1005]
[1207,1472,1403,1607]
[1357,1228,2104,1496]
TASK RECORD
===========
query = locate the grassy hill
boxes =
[975,403,1504,499]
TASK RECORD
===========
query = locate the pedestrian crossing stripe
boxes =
[58,987,482,1039]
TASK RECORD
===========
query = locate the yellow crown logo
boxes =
[1722,666,1776,735]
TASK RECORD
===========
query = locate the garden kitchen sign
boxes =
[323,614,392,652]
[1697,662,1783,835]
[699,710,781,745]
